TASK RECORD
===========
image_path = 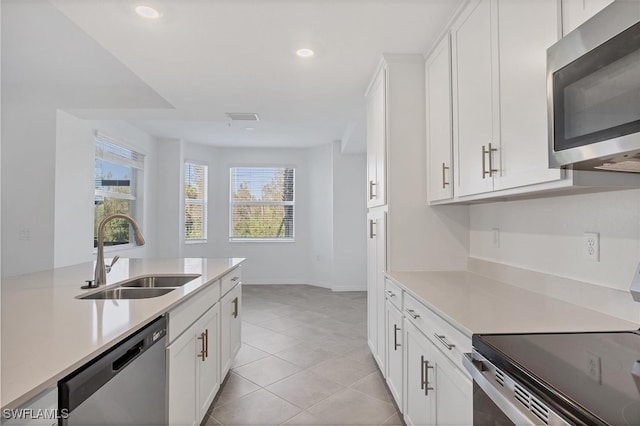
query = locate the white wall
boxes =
[1,0,169,277]
[155,138,184,258]
[331,142,367,290]
[470,189,640,292]
[53,111,159,268]
[308,144,334,288]
[172,142,368,290]
[180,145,314,285]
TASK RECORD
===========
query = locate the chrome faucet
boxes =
[94,213,145,287]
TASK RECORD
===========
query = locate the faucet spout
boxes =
[95,214,145,286]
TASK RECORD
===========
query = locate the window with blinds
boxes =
[230,167,295,240]
[94,135,144,247]
[185,162,208,241]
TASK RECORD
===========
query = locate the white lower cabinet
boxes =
[168,304,220,426]
[220,282,242,379]
[385,299,403,407]
[167,267,242,426]
[402,318,472,426]
[367,208,387,372]
[403,318,434,426]
[196,305,221,421]
[430,346,473,426]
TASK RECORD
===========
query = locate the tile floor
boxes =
[204,284,403,426]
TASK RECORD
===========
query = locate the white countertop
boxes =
[1,257,245,410]
[386,270,639,338]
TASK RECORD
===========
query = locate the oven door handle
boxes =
[462,353,540,426]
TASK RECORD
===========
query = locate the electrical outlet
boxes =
[586,352,601,383]
[583,232,599,261]
[18,228,31,241]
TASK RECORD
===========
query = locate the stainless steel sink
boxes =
[120,275,200,288]
[79,287,175,300]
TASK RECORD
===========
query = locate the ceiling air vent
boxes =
[495,369,505,387]
[226,112,260,121]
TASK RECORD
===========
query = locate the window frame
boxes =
[93,134,145,253]
[184,160,209,243]
[228,165,296,243]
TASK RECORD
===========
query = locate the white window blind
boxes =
[185,162,208,241]
[230,167,295,240]
[94,135,145,247]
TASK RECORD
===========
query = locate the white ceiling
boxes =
[46,0,462,153]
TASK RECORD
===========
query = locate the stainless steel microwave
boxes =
[548,1,640,172]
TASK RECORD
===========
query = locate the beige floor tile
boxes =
[211,389,301,425]
[382,411,405,425]
[274,344,337,368]
[350,371,394,404]
[281,411,328,425]
[233,355,301,387]
[306,388,396,425]
[309,356,376,387]
[246,331,302,354]
[232,343,270,368]
[213,372,261,408]
[258,317,306,332]
[266,370,342,409]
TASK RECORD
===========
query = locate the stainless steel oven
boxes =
[548,1,640,172]
[464,331,640,426]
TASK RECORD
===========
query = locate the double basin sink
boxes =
[78,275,201,300]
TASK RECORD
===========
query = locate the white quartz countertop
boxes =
[386,270,639,338]
[1,257,245,410]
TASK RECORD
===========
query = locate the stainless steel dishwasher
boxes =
[58,316,167,426]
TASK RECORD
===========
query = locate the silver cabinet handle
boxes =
[420,355,434,395]
[394,324,401,350]
[442,162,449,188]
[405,309,420,319]
[197,331,206,361]
[369,219,376,239]
[434,333,455,350]
[369,180,377,200]
[482,143,498,178]
[232,297,239,318]
[385,289,395,298]
[424,358,434,395]
[204,328,209,358]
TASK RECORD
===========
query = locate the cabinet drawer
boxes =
[221,266,242,297]
[403,293,471,373]
[384,278,403,311]
[168,281,220,343]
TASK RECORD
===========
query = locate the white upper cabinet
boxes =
[366,67,387,208]
[493,0,563,191]
[562,0,614,36]
[449,0,564,199]
[426,35,454,202]
[451,0,498,197]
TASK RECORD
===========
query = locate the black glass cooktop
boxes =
[474,331,640,426]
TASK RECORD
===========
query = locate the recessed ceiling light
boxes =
[245,127,255,131]
[135,5,161,19]
[296,48,315,58]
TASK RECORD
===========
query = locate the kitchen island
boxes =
[1,257,244,412]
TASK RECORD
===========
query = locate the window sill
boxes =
[92,243,135,254]
[229,238,295,243]
[185,239,208,245]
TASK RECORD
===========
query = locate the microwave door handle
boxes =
[462,354,539,426]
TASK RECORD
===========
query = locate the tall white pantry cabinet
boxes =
[365,54,469,423]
